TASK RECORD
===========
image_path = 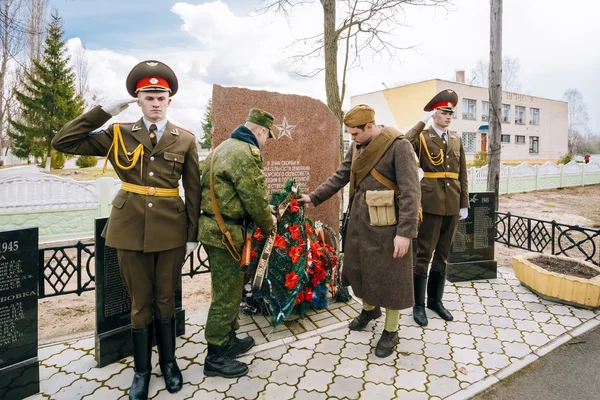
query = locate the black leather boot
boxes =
[413,272,428,326]
[348,307,382,331]
[204,343,249,378]
[224,331,255,358]
[427,270,454,321]
[375,330,399,358]
[155,316,183,393]
[129,323,153,400]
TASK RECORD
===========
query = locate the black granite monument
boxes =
[94,218,185,367]
[447,192,498,282]
[0,227,39,399]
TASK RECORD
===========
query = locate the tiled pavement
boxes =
[28,266,600,400]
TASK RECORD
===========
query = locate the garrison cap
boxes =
[343,104,375,127]
[247,108,275,138]
[424,89,458,112]
[126,60,178,97]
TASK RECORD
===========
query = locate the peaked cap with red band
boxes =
[424,89,458,112]
[125,60,179,97]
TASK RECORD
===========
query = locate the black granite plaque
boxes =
[0,227,39,399]
[447,192,497,282]
[94,218,185,367]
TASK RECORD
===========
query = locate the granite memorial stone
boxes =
[0,227,39,400]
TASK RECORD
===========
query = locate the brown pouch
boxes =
[365,190,397,226]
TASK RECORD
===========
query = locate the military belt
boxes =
[423,172,459,179]
[121,182,179,197]
[202,212,246,226]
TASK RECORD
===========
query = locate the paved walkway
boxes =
[27,265,600,400]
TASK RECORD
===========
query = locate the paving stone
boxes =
[297,369,334,392]
[451,311,467,322]
[503,342,532,358]
[497,291,519,300]
[294,390,329,400]
[481,298,502,307]
[255,345,288,361]
[571,308,597,319]
[252,315,271,328]
[473,282,493,290]
[226,376,267,400]
[446,321,471,335]
[503,300,526,310]
[463,303,486,314]
[70,337,94,351]
[52,378,101,400]
[41,371,82,395]
[289,335,320,350]
[187,330,206,344]
[146,375,164,398]
[258,383,297,399]
[400,326,424,340]
[38,344,68,362]
[247,329,268,346]
[531,312,555,323]
[247,358,278,379]
[314,338,345,355]
[515,320,542,333]
[394,389,430,399]
[523,332,551,348]
[508,309,533,320]
[328,376,364,399]
[444,293,460,302]
[340,342,371,360]
[181,363,205,385]
[485,306,509,317]
[398,338,425,355]
[399,313,422,327]
[264,328,295,341]
[281,348,313,366]
[425,317,448,331]
[540,322,569,336]
[459,295,481,304]
[455,363,487,383]
[424,342,452,360]
[427,375,462,398]
[187,312,208,326]
[425,357,456,378]
[466,313,491,326]
[82,386,126,399]
[396,353,427,372]
[495,327,523,343]
[366,350,396,366]
[518,293,542,303]
[422,329,448,344]
[395,370,428,391]
[346,330,374,344]
[330,308,351,322]
[547,305,574,316]
[475,337,504,354]
[177,341,206,360]
[269,363,306,385]
[188,388,226,399]
[490,316,516,329]
[443,301,463,311]
[451,348,481,365]
[524,302,548,312]
[44,348,88,368]
[476,289,497,298]
[364,363,397,384]
[322,329,347,340]
[306,352,339,372]
[491,284,512,292]
[39,365,59,381]
[449,333,475,349]
[556,315,582,327]
[481,353,510,370]
[84,361,128,382]
[61,354,96,375]
[199,375,233,393]
[359,382,397,399]
[457,288,477,296]
[335,357,368,378]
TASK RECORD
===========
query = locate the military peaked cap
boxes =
[126,60,179,97]
[424,89,458,112]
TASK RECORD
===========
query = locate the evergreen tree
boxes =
[198,98,212,149]
[9,10,83,170]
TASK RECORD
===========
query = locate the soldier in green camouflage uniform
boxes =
[198,108,276,378]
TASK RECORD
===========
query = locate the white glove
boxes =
[418,168,424,181]
[186,242,198,255]
[101,98,136,116]
[459,208,468,220]
[271,214,278,227]
[421,110,436,124]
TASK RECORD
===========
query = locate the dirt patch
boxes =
[529,255,600,279]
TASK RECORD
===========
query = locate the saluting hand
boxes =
[101,98,137,117]
[393,235,410,259]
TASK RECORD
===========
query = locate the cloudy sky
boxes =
[50,0,599,135]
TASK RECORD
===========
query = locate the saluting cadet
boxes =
[52,60,201,400]
[404,89,469,327]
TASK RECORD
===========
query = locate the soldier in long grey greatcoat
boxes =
[299,104,421,358]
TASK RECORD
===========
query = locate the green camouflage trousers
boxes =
[205,245,244,346]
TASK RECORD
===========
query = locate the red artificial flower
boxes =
[324,244,335,254]
[305,288,313,302]
[288,246,302,263]
[311,276,320,287]
[250,248,258,261]
[311,242,323,258]
[253,228,264,241]
[289,223,301,239]
[296,237,305,249]
[332,256,338,266]
[295,291,305,305]
[273,233,287,249]
[289,199,300,213]
[305,223,313,235]
[284,271,299,290]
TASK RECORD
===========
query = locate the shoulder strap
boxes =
[348,143,359,201]
[370,169,399,193]
[209,150,241,261]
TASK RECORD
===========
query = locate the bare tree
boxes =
[562,88,590,154]
[27,0,48,66]
[262,0,451,133]
[487,0,502,208]
[470,56,521,92]
[71,44,104,109]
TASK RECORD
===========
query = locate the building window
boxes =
[462,132,476,153]
[482,101,489,121]
[462,98,476,120]
[516,135,526,144]
[502,104,511,123]
[501,134,511,143]
[530,108,540,125]
[529,136,539,154]
[515,106,525,125]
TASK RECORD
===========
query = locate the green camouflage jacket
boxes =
[198,133,273,251]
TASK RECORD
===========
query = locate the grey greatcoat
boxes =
[309,130,421,310]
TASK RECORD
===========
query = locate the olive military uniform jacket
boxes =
[197,133,274,253]
[52,106,201,252]
[309,127,421,310]
[404,121,468,216]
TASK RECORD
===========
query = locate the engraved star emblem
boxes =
[275,117,296,140]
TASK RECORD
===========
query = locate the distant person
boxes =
[584,154,590,164]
